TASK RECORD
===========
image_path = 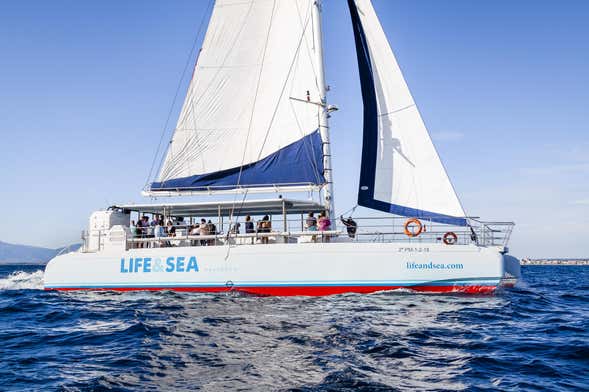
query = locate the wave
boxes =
[0,270,44,290]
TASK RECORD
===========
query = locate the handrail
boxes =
[126,230,343,243]
[82,215,515,252]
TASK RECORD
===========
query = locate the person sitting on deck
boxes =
[318,211,331,242]
[340,216,358,239]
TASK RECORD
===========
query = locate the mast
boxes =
[312,0,335,219]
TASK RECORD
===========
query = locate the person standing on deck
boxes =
[163,221,175,247]
[340,216,358,239]
[245,215,255,244]
[318,211,331,242]
[189,224,200,246]
[154,220,164,248]
[199,219,209,246]
[245,216,255,233]
[144,216,154,248]
[207,220,217,246]
[258,215,271,244]
[306,212,317,231]
[150,215,158,227]
[305,212,318,242]
[129,220,137,248]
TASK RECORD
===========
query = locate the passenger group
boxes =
[130,210,356,248]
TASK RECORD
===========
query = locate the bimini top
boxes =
[114,198,325,217]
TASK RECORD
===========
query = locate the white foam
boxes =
[0,270,45,290]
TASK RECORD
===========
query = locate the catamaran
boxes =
[44,0,521,295]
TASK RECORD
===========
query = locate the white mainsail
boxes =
[348,0,466,225]
[151,0,325,193]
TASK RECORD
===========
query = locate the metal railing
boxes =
[81,216,514,252]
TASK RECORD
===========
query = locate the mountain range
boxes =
[0,241,79,265]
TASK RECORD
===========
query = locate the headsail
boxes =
[150,0,325,194]
[347,0,467,226]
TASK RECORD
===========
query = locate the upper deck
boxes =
[78,198,515,254]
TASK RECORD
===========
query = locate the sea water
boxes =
[0,265,587,391]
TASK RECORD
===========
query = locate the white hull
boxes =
[44,242,509,295]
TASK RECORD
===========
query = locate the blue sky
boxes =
[0,0,587,258]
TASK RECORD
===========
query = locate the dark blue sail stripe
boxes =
[150,130,325,192]
[347,0,466,226]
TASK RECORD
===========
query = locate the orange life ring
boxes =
[404,218,423,237]
[443,232,458,245]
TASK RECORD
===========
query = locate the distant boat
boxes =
[44,0,520,295]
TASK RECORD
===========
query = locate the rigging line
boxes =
[378,104,416,117]
[144,0,214,188]
[226,0,278,258]
[294,0,321,93]
[234,0,277,190]
[291,1,325,186]
[161,1,256,185]
[255,7,313,160]
[288,99,323,184]
[340,204,358,218]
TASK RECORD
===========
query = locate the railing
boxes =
[81,216,514,252]
[126,230,342,249]
[123,216,513,250]
[470,220,515,248]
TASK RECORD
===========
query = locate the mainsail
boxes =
[347,0,467,225]
[150,0,325,193]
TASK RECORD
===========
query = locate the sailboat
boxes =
[44,0,521,294]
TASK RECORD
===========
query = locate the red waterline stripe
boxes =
[46,285,497,296]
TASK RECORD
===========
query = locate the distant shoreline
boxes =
[522,258,589,266]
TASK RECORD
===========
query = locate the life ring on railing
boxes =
[443,232,458,245]
[404,218,423,237]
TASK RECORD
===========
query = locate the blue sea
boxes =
[0,265,587,391]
